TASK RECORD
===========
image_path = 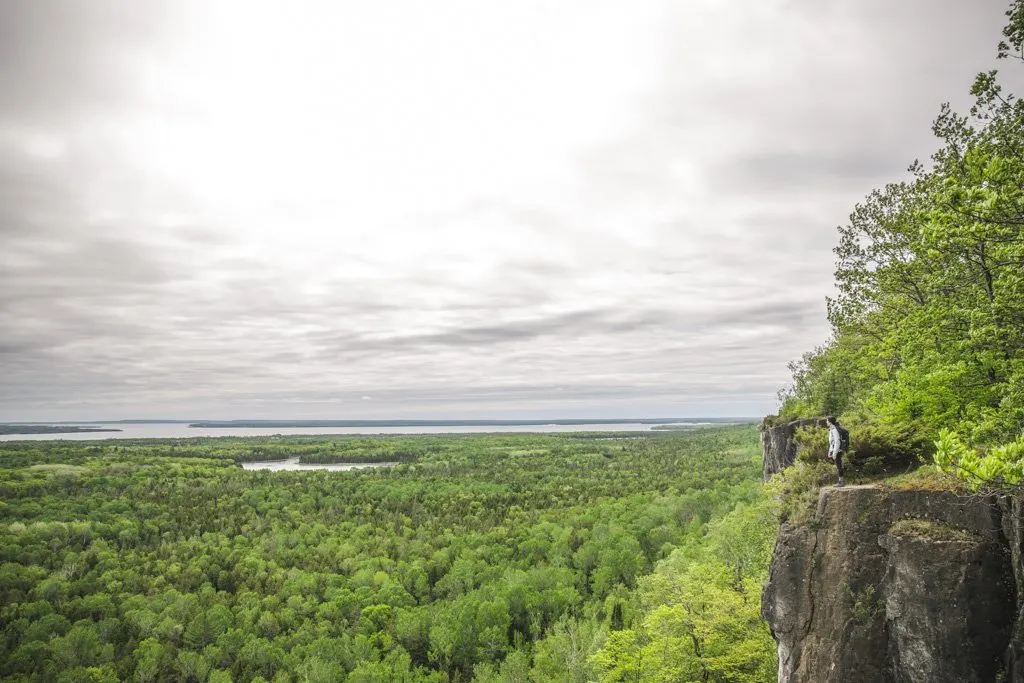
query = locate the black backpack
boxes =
[837,426,850,454]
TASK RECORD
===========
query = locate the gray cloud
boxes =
[0,1,175,123]
[0,0,1017,420]
[708,149,905,195]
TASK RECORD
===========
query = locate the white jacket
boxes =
[829,424,841,458]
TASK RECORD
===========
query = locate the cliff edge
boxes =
[761,418,826,481]
[762,485,1024,682]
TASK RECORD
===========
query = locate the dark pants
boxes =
[834,452,844,479]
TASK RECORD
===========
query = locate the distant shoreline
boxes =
[0,420,761,442]
[187,418,757,428]
[0,425,123,435]
[1,417,759,428]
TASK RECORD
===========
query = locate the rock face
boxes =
[760,418,826,481]
[763,485,1023,682]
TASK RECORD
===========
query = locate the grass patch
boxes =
[888,519,977,543]
[880,467,967,493]
[27,464,88,477]
[769,461,837,526]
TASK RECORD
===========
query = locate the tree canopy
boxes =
[778,4,1024,473]
[0,427,777,682]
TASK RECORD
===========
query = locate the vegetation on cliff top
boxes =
[777,2,1024,489]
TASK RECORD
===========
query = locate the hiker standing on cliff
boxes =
[827,416,848,487]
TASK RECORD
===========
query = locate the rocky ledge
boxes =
[763,485,1024,682]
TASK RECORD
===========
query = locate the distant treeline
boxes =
[0,425,121,435]
[0,436,437,465]
[188,418,755,428]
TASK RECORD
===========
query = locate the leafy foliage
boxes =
[769,461,837,527]
[933,429,1024,490]
[591,492,778,682]
[0,427,775,681]
[779,5,1024,480]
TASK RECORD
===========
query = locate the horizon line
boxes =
[2,416,762,425]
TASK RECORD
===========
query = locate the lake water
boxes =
[241,457,397,472]
[0,422,715,441]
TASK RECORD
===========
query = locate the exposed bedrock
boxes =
[763,486,1023,682]
[760,417,827,481]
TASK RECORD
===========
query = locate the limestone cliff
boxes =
[763,485,1023,682]
[760,418,826,481]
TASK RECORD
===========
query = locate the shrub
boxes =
[796,419,928,477]
[768,461,837,526]
[844,420,930,474]
[793,426,829,465]
[859,456,885,477]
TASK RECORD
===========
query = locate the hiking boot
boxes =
[837,477,845,487]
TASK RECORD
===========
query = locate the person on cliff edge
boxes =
[827,416,847,486]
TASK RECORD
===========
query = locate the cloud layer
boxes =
[0,0,1014,420]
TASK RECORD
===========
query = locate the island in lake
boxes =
[0,425,123,435]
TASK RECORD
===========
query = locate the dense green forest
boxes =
[777,2,1024,487]
[0,428,777,682]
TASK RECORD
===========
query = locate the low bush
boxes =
[768,460,837,526]
[794,420,927,478]
[794,426,829,464]
[845,420,930,474]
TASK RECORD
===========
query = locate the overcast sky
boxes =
[0,0,1015,421]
